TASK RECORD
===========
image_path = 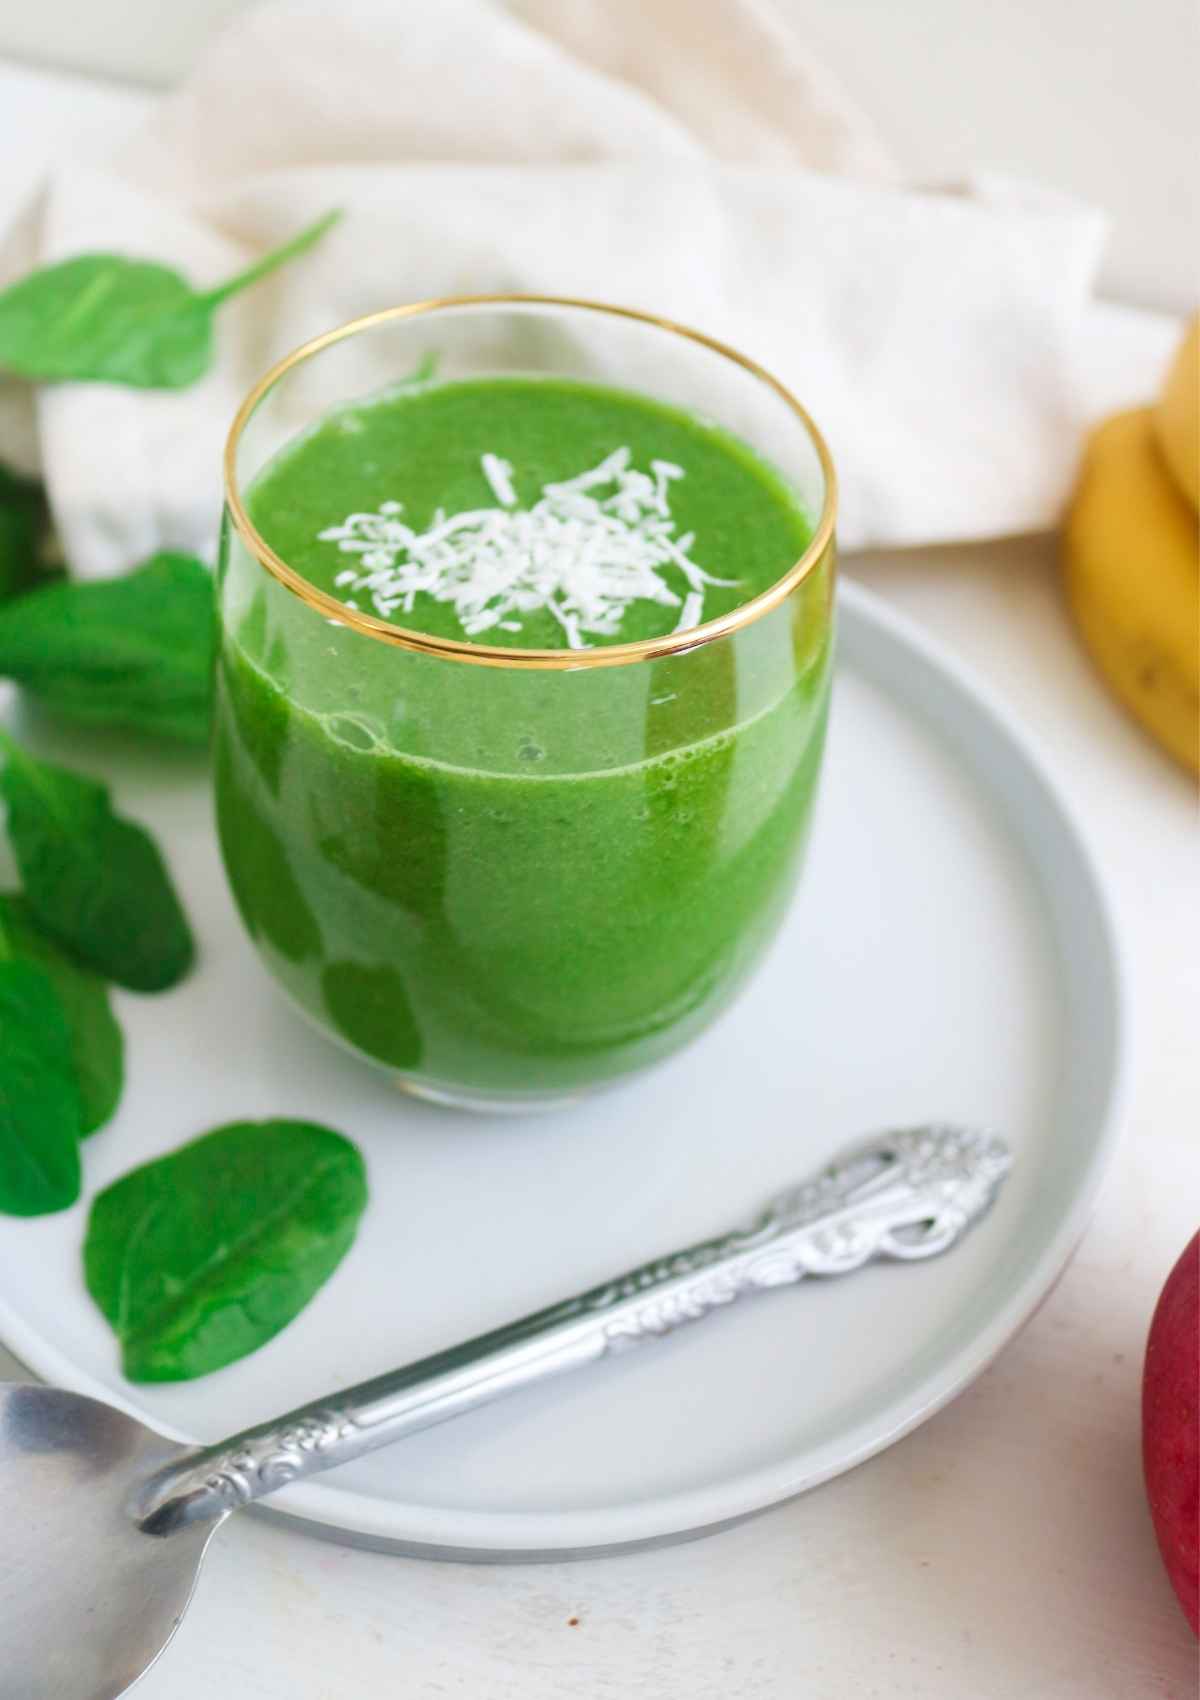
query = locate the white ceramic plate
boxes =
[0,578,1127,1559]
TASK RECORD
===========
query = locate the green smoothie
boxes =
[215,375,833,1103]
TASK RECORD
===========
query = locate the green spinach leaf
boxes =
[322,960,420,1069]
[0,734,194,991]
[0,211,340,389]
[0,894,122,1135]
[0,552,214,744]
[0,955,82,1215]
[84,1118,368,1381]
[0,463,52,601]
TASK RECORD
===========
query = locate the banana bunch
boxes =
[1064,318,1199,774]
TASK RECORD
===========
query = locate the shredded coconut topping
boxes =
[318,447,737,649]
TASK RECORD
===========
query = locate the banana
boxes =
[1064,407,1199,775]
[1153,315,1199,509]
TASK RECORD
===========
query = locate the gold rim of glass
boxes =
[223,294,838,671]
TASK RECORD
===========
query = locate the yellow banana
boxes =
[1064,407,1199,775]
[1153,315,1199,509]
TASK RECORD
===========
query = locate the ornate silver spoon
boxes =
[0,1124,1009,1700]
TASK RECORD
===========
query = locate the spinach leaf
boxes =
[322,960,421,1069]
[0,463,52,601]
[214,734,323,963]
[0,552,214,744]
[0,734,194,991]
[0,955,82,1215]
[0,211,340,389]
[0,894,122,1135]
[84,1119,368,1381]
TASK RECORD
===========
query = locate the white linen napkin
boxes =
[0,0,1106,578]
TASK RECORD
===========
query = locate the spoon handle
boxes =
[138,1124,1010,1533]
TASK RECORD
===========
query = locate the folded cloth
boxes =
[0,0,1106,578]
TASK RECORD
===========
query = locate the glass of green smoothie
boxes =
[217,297,836,1111]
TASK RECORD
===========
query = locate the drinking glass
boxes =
[217,298,836,1110]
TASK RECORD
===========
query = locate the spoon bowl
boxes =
[1,1385,216,1700]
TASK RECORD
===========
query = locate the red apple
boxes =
[1143,1230,1199,1634]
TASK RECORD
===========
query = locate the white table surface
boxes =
[1,59,1197,1700]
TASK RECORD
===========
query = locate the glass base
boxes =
[394,1074,594,1115]
[263,971,620,1116]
